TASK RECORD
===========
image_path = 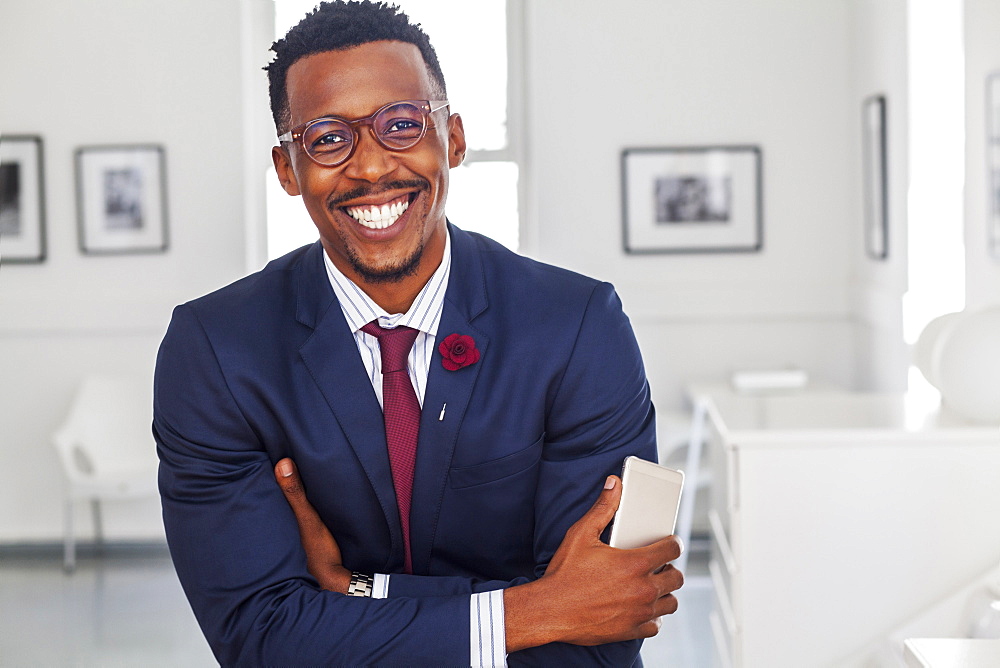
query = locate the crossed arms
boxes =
[275,457,683,654]
[155,279,683,665]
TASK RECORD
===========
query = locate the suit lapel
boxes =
[410,226,489,573]
[294,243,404,570]
[292,232,491,575]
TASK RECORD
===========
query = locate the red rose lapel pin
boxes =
[439,333,480,371]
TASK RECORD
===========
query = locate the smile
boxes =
[345,195,411,230]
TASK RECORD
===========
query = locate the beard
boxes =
[345,237,424,284]
[327,178,431,285]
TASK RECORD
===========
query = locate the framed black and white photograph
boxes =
[0,135,46,263]
[76,145,168,255]
[862,95,888,260]
[622,146,762,254]
[987,73,1000,260]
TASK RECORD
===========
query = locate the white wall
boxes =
[848,0,909,392]
[522,0,865,411]
[0,0,274,541]
[964,0,1000,308]
[0,0,950,544]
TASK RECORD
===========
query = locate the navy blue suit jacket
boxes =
[154,225,656,666]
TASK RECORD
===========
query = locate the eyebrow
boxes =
[298,112,347,125]
[301,100,422,124]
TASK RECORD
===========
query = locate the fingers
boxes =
[274,458,348,592]
[569,475,622,539]
[635,534,684,571]
[275,457,306,502]
[640,590,681,639]
[274,458,326,534]
[635,619,660,639]
[636,596,680,639]
[623,580,681,642]
[654,593,679,617]
[655,563,684,594]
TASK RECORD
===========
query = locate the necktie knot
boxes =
[361,321,419,374]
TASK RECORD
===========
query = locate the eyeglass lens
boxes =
[302,102,428,165]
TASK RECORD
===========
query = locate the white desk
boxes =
[904,638,1000,667]
[689,387,1000,668]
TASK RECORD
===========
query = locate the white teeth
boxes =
[347,197,410,229]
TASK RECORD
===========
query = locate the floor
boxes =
[640,542,715,668]
[0,542,714,667]
[0,544,215,667]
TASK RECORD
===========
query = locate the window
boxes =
[905,0,965,401]
[267,0,522,259]
[905,0,965,344]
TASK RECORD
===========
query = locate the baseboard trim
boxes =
[0,540,169,559]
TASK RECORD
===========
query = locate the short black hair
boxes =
[265,1,447,134]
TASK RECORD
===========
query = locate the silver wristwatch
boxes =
[347,571,374,597]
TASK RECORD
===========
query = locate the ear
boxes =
[446,113,467,168]
[271,145,301,196]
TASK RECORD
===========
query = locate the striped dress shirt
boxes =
[323,233,450,408]
[322,230,507,667]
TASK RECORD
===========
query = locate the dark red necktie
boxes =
[361,321,421,573]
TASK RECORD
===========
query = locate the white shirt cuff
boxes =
[372,573,390,599]
[374,575,507,666]
[471,589,506,668]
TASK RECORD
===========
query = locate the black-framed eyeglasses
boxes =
[277,99,450,167]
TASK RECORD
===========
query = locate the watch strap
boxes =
[347,571,374,597]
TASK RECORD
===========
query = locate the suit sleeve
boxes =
[154,304,471,666]
[386,282,656,666]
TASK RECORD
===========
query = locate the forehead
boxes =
[285,40,434,125]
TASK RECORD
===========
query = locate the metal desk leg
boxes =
[674,398,707,574]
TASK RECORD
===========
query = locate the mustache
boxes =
[327,178,430,210]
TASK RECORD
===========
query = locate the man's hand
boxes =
[274,458,352,594]
[504,475,684,652]
[275,460,682,652]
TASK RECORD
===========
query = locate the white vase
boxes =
[914,311,961,389]
[915,306,1000,424]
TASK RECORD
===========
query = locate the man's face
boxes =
[273,41,465,287]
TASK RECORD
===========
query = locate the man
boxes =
[154,2,683,665]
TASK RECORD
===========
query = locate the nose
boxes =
[341,125,397,183]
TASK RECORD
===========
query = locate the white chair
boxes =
[51,374,159,572]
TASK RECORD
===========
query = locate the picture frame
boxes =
[987,73,1000,260]
[862,95,888,260]
[621,145,762,254]
[76,145,168,255]
[0,135,46,264]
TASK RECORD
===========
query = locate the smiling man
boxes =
[153,2,682,666]
[273,40,457,312]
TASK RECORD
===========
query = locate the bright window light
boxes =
[447,161,519,250]
[905,0,965,345]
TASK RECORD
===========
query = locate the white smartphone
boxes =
[608,456,685,549]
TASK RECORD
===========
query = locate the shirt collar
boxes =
[323,228,451,336]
